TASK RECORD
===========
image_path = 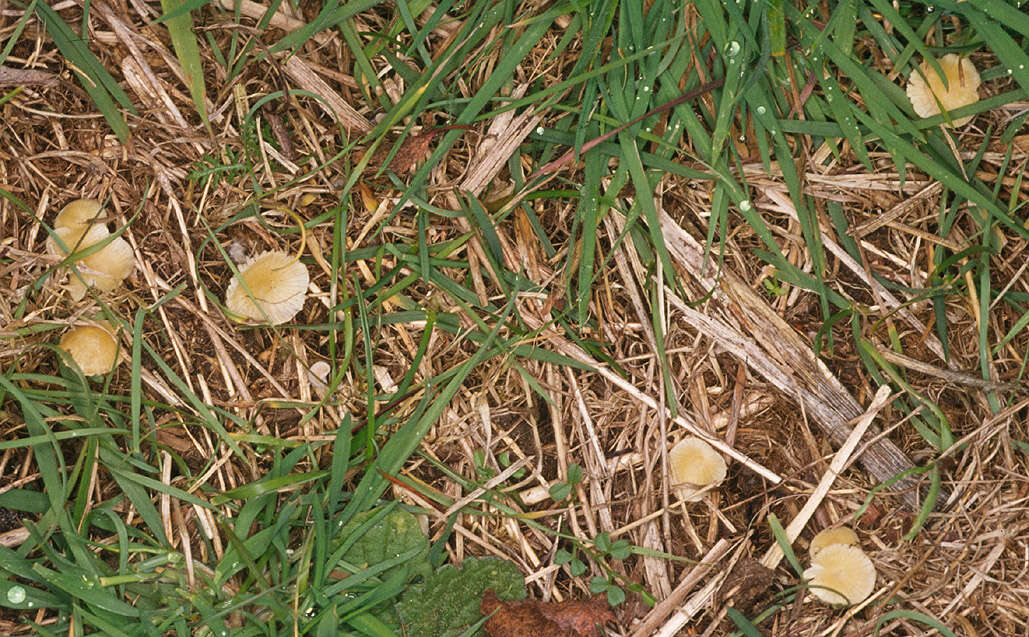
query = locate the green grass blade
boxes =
[35,2,135,141]
[160,0,211,134]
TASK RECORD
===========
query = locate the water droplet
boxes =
[1020,65,1025,70]
[926,5,934,12]
[26,601,33,608]
[642,86,650,92]
[7,587,25,604]
[756,106,767,115]
[724,41,741,57]
[536,126,545,135]
[1008,69,1014,75]
[739,200,752,211]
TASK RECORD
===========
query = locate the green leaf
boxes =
[339,507,431,583]
[395,557,525,637]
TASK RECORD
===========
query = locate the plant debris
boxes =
[480,589,617,637]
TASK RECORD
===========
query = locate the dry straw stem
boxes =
[459,84,543,195]
[760,385,893,571]
[631,538,732,636]
[520,313,782,485]
[651,208,927,509]
[653,539,753,637]
[281,56,372,134]
[759,186,952,365]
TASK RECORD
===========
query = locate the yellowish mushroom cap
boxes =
[809,526,859,557]
[224,250,310,325]
[54,199,103,234]
[906,54,981,127]
[803,544,877,605]
[67,237,135,300]
[58,323,120,376]
[46,223,109,259]
[668,436,727,502]
[48,225,135,301]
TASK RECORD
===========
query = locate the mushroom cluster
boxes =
[47,199,134,300]
[803,526,877,605]
[906,54,982,127]
[668,436,727,502]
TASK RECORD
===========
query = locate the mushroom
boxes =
[803,544,877,605]
[224,250,309,325]
[308,361,331,398]
[668,436,727,502]
[809,526,859,557]
[47,199,134,300]
[58,323,121,376]
[906,54,981,127]
[53,198,104,234]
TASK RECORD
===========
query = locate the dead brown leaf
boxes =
[367,125,472,176]
[480,589,617,637]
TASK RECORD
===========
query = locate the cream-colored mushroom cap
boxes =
[809,526,859,557]
[906,54,981,127]
[225,250,310,325]
[668,436,727,501]
[58,323,120,376]
[803,544,876,605]
[48,225,135,301]
[54,199,103,234]
[47,223,109,259]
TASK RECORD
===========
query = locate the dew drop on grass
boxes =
[739,200,753,212]
[756,106,767,115]
[724,41,741,57]
[7,587,25,604]
[536,126,545,135]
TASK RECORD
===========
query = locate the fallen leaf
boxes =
[480,589,617,637]
[367,125,473,177]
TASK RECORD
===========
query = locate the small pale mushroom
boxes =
[809,526,859,557]
[803,544,877,605]
[906,54,981,127]
[58,323,121,376]
[53,199,104,234]
[224,250,309,325]
[47,199,134,300]
[308,361,331,398]
[668,436,727,502]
